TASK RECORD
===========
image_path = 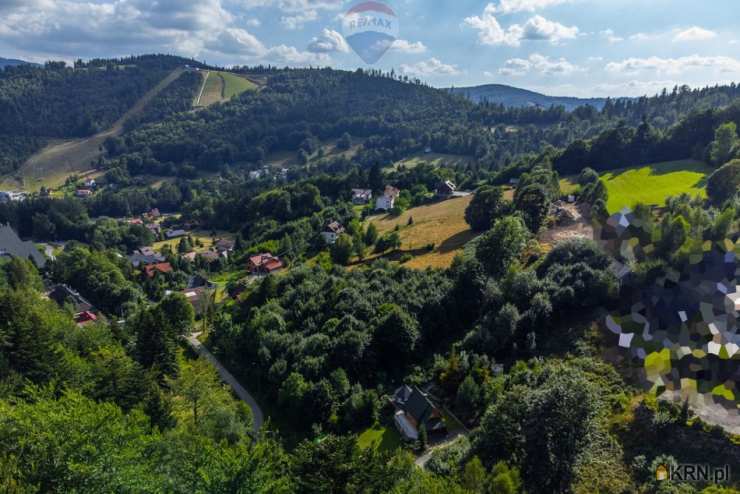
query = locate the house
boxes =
[128,249,165,267]
[390,385,446,441]
[199,250,220,263]
[214,238,235,255]
[187,274,215,290]
[47,284,93,313]
[0,191,26,203]
[321,221,345,245]
[165,229,187,239]
[182,287,211,315]
[182,252,197,262]
[127,218,144,226]
[247,253,284,275]
[143,262,173,278]
[436,180,457,198]
[351,189,373,205]
[74,311,98,326]
[146,208,161,220]
[75,188,93,198]
[376,186,400,211]
[146,223,162,235]
[83,178,97,189]
[0,223,46,268]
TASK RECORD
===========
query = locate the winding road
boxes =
[185,333,265,434]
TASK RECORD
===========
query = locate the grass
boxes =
[391,152,474,171]
[559,176,580,195]
[196,71,257,107]
[357,423,402,453]
[365,195,476,270]
[601,160,711,213]
[151,230,233,254]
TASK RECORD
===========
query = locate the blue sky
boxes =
[1,0,739,97]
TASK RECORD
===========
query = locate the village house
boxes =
[0,223,46,268]
[351,188,373,205]
[128,248,165,267]
[390,385,447,441]
[75,188,93,198]
[83,178,97,189]
[165,229,187,239]
[214,238,235,257]
[199,250,220,263]
[145,208,161,220]
[376,185,400,211]
[74,311,98,326]
[143,262,173,278]
[436,180,457,198]
[47,284,93,314]
[321,221,345,245]
[0,191,26,203]
[247,253,284,275]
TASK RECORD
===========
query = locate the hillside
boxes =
[0,57,36,69]
[450,83,608,110]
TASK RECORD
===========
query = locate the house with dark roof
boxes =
[128,249,165,268]
[436,180,457,198]
[165,229,187,239]
[390,385,446,441]
[321,221,345,245]
[351,188,373,205]
[47,284,93,313]
[0,223,46,268]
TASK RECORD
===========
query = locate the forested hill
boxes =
[0,57,36,69]
[0,54,205,175]
[450,84,608,111]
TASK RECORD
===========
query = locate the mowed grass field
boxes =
[391,152,474,171]
[196,71,257,107]
[601,160,711,213]
[367,195,476,270]
[559,160,713,213]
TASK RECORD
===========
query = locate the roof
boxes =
[393,385,436,425]
[165,229,187,238]
[74,311,97,324]
[129,252,165,267]
[144,262,173,278]
[214,239,235,251]
[352,188,372,197]
[48,284,92,313]
[437,181,457,194]
[0,223,46,268]
[249,253,279,267]
[384,185,400,198]
[325,221,345,234]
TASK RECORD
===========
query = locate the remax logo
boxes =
[342,1,398,64]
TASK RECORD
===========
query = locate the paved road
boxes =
[185,333,264,435]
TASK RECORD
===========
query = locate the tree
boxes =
[707,159,740,204]
[708,122,738,166]
[330,234,354,265]
[364,223,379,245]
[465,186,508,232]
[461,456,487,493]
[514,184,549,232]
[372,304,420,370]
[476,216,530,278]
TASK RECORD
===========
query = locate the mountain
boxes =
[449,83,608,111]
[0,57,37,69]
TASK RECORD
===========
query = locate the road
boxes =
[185,333,265,435]
[414,431,468,469]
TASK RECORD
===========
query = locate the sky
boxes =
[1,0,739,97]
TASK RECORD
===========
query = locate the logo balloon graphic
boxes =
[342,1,398,64]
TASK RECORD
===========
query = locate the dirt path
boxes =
[185,333,265,435]
[8,68,185,190]
[194,70,210,106]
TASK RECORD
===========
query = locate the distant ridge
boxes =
[449,84,608,111]
[0,57,37,69]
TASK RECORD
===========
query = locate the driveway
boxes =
[185,333,264,434]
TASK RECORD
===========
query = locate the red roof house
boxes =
[74,311,98,326]
[144,262,173,278]
[247,253,284,275]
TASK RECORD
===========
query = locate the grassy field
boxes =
[366,195,476,270]
[152,230,233,254]
[196,71,257,107]
[357,424,402,452]
[391,152,474,171]
[601,160,711,213]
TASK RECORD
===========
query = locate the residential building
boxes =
[165,229,187,239]
[436,180,457,198]
[143,262,173,278]
[75,188,93,198]
[321,221,345,245]
[376,186,400,211]
[74,311,98,326]
[214,238,235,256]
[390,385,446,441]
[247,253,284,275]
[0,223,46,268]
[47,284,93,314]
[128,249,165,267]
[351,188,373,205]
[0,191,26,203]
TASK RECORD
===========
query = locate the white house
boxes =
[376,186,400,211]
[321,221,345,245]
[351,189,373,205]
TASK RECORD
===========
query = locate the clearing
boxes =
[366,195,477,270]
[2,68,186,192]
[194,70,258,107]
[357,423,402,453]
[601,160,711,213]
[391,152,474,171]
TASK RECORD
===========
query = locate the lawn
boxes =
[196,71,257,107]
[152,230,233,254]
[391,152,474,171]
[366,195,476,270]
[357,424,402,453]
[601,160,711,213]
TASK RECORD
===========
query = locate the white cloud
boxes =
[464,6,577,46]
[307,28,348,53]
[280,10,318,29]
[498,53,582,76]
[673,26,717,42]
[266,44,329,64]
[400,58,460,77]
[206,27,266,56]
[389,39,427,54]
[246,18,261,27]
[629,32,661,41]
[600,29,623,44]
[485,0,574,14]
[606,55,740,75]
